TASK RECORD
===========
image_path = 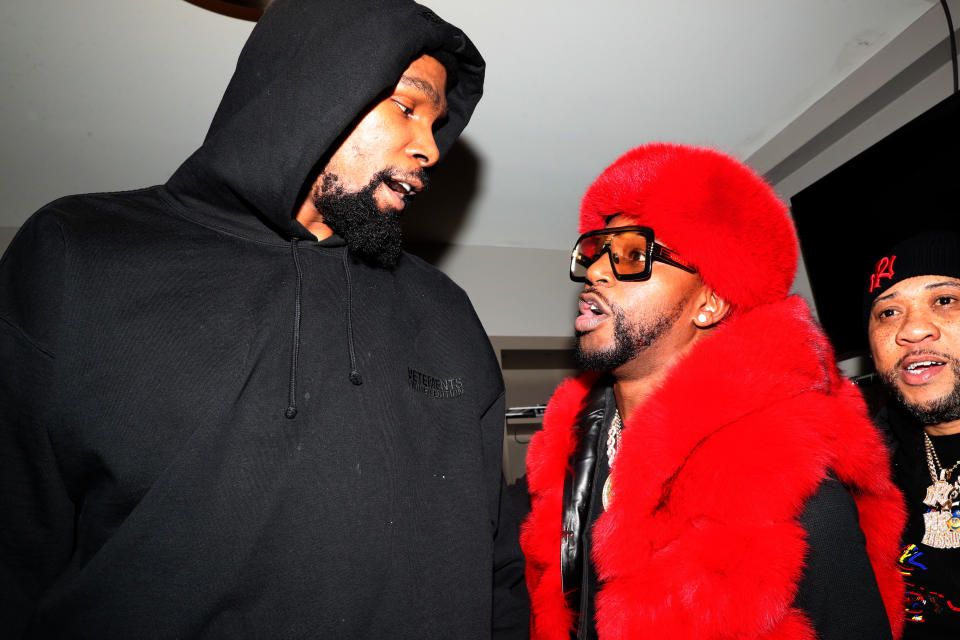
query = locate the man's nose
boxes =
[585,250,615,285]
[896,307,940,345]
[408,125,440,168]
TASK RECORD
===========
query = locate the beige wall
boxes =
[0,228,17,254]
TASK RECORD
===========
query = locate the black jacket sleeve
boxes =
[0,213,76,636]
[479,388,530,639]
[794,477,893,640]
[493,474,531,639]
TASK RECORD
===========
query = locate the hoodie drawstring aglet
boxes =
[285,238,303,419]
[342,249,363,386]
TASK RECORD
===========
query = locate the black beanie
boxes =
[863,231,960,326]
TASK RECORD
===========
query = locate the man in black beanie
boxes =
[866,231,960,639]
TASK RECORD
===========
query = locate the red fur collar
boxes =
[522,296,905,639]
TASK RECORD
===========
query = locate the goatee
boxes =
[312,168,422,268]
[574,298,683,371]
[880,358,960,425]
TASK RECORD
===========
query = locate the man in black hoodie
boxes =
[0,1,528,638]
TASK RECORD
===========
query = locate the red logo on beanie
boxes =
[869,255,896,292]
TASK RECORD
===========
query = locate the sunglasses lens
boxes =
[572,230,650,280]
[611,232,649,276]
[572,235,604,280]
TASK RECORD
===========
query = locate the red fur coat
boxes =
[522,296,905,639]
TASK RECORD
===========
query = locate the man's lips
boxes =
[898,352,951,385]
[386,177,422,195]
[381,176,424,211]
[380,182,408,210]
[575,291,610,333]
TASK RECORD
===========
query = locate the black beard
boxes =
[880,359,960,425]
[311,168,412,268]
[574,299,683,371]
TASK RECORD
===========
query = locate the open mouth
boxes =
[385,177,421,200]
[899,354,950,385]
[575,293,610,332]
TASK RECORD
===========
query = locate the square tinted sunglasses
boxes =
[570,225,697,282]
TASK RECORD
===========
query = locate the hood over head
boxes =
[166,0,485,241]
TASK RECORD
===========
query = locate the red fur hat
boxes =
[580,143,798,311]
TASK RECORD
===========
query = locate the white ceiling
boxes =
[0,0,937,252]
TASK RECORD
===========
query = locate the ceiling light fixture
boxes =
[184,0,274,22]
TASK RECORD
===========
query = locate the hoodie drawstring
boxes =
[285,239,303,419]
[285,241,363,419]
[342,249,363,386]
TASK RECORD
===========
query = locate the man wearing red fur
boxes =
[521,143,906,639]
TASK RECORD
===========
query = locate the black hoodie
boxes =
[0,1,527,637]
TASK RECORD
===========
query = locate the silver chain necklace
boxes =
[602,410,623,511]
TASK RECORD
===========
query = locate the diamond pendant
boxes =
[923,480,953,507]
[923,509,960,548]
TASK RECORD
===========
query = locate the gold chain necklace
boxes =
[602,410,623,511]
[921,432,960,548]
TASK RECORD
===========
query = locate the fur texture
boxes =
[522,296,906,639]
[579,143,797,311]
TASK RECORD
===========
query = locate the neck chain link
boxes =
[606,409,623,466]
[602,409,623,511]
[924,432,960,483]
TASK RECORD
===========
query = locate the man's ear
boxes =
[693,288,731,328]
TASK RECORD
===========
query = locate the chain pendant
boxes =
[602,475,614,511]
[923,509,960,548]
[924,480,954,507]
[921,433,960,547]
